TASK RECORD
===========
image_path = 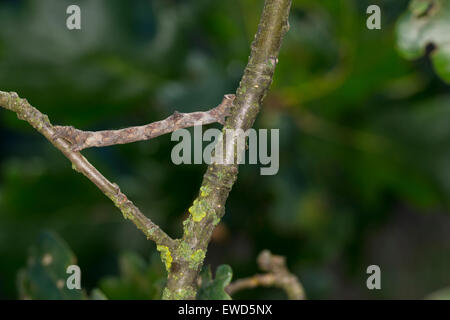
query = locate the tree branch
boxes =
[226,250,306,300]
[161,0,292,300]
[53,94,235,151]
[0,0,292,301]
[0,90,175,248]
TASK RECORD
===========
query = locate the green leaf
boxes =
[396,0,450,82]
[98,252,166,300]
[197,264,233,300]
[17,231,85,300]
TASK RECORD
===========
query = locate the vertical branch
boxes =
[162,0,292,300]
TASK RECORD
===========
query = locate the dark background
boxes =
[1,0,450,299]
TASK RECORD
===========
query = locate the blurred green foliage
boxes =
[0,0,450,299]
[98,251,165,299]
[426,286,450,300]
[197,265,233,300]
[18,231,86,300]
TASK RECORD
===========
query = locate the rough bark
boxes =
[53,94,235,151]
[162,0,292,300]
[0,0,292,301]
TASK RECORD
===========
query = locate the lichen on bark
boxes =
[162,0,292,300]
[0,0,292,301]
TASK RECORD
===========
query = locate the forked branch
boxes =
[0,91,174,248]
[162,0,292,300]
[0,0,293,301]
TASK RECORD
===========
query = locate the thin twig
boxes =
[0,91,175,248]
[53,94,235,151]
[226,250,306,300]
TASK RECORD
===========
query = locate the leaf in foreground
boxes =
[197,264,233,300]
[396,0,450,83]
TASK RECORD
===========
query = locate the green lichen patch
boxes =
[156,245,173,272]
[162,286,196,300]
[189,249,206,270]
[200,185,211,197]
[106,192,134,222]
[188,198,213,222]
[176,242,192,260]
[175,242,206,270]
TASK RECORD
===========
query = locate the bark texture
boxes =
[0,0,292,301]
[162,0,292,300]
[53,94,235,151]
